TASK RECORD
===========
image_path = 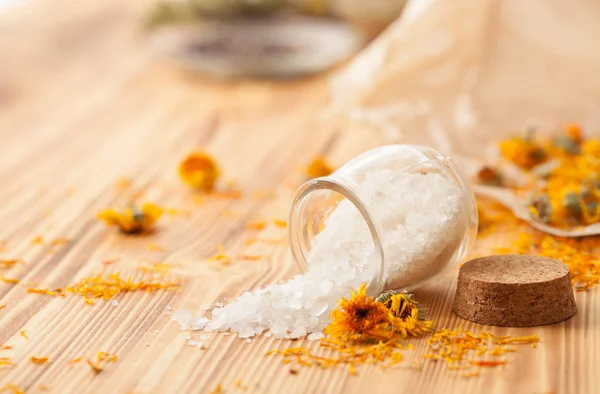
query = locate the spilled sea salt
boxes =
[178,150,467,339]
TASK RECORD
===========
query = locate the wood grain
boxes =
[0,1,598,393]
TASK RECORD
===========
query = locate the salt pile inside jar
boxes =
[203,145,477,339]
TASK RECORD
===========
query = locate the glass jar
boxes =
[288,145,478,295]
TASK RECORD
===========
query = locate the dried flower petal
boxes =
[306,157,333,178]
[66,273,179,303]
[30,356,49,365]
[246,221,266,230]
[0,260,22,269]
[0,384,23,394]
[87,359,103,374]
[273,219,287,228]
[1,277,19,284]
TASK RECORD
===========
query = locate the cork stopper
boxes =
[453,255,577,327]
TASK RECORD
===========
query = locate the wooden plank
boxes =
[0,0,598,393]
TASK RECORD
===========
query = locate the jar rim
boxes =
[288,176,386,295]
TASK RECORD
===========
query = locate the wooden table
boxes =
[0,1,598,393]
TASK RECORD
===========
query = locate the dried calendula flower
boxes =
[528,194,552,224]
[565,123,583,144]
[178,150,220,192]
[306,156,333,178]
[476,166,503,186]
[96,203,163,234]
[376,291,433,337]
[499,133,547,170]
[325,284,393,341]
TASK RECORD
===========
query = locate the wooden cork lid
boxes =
[453,255,577,327]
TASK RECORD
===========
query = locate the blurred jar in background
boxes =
[329,0,407,38]
[146,0,405,79]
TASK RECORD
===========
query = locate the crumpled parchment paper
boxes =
[329,0,600,164]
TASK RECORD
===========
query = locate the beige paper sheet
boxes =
[330,0,600,161]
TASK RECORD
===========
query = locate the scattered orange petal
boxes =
[30,356,49,365]
[50,238,69,246]
[306,156,333,178]
[470,360,507,367]
[115,177,132,190]
[147,243,163,252]
[273,219,287,228]
[238,255,264,261]
[213,190,243,200]
[87,359,103,374]
[246,221,266,231]
[0,260,22,269]
[0,384,23,394]
[97,352,117,363]
[220,209,241,218]
[251,190,275,199]
[1,277,19,284]
[20,331,28,340]
[68,357,83,365]
[27,288,66,297]
[258,238,286,245]
[209,383,222,394]
[30,236,44,245]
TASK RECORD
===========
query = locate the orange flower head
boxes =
[325,284,392,341]
[178,150,220,192]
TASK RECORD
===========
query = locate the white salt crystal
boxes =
[190,317,209,331]
[111,300,119,307]
[309,302,328,317]
[290,327,307,339]
[307,332,325,341]
[245,338,251,343]
[171,310,193,330]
